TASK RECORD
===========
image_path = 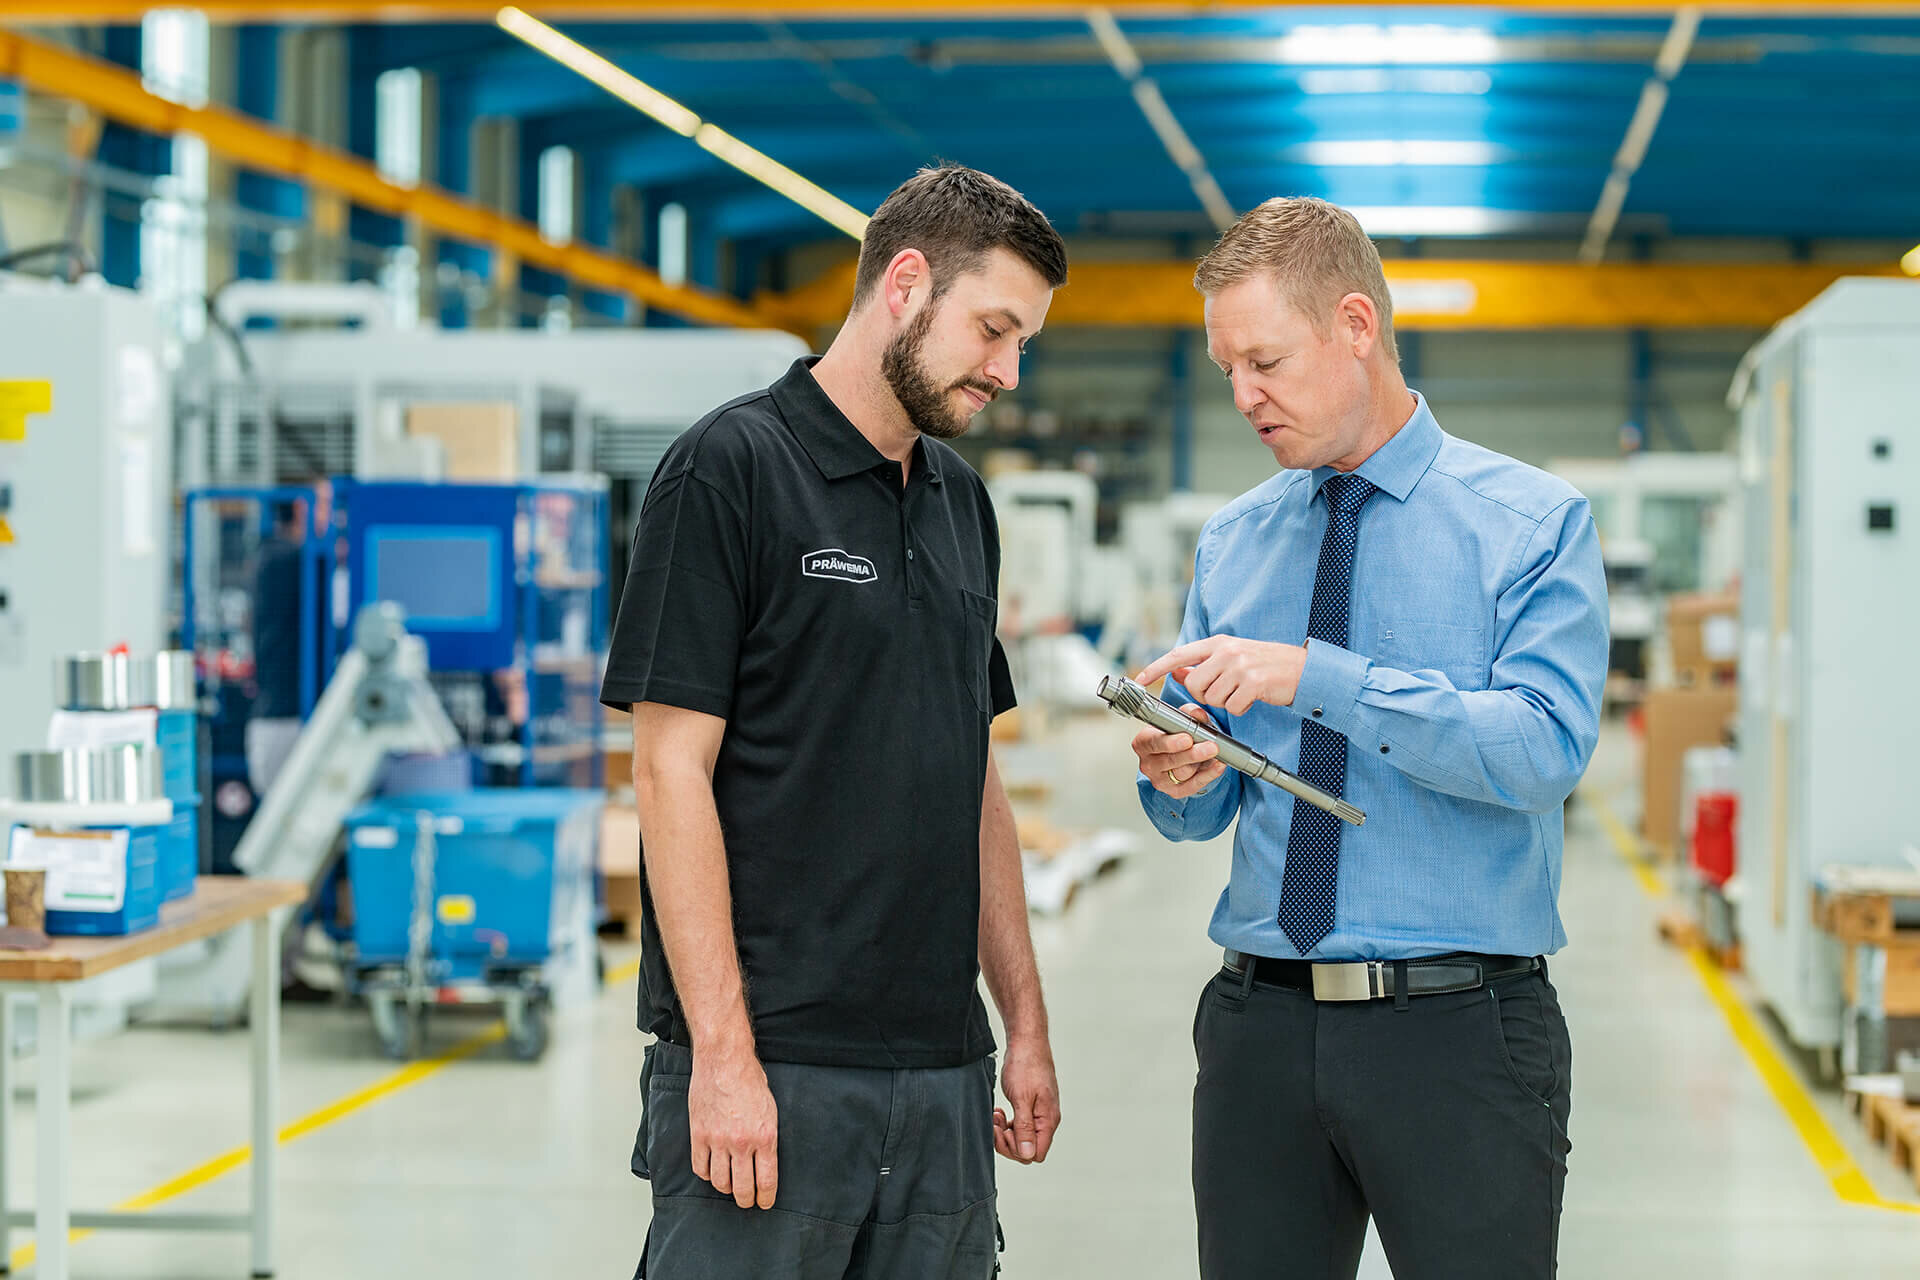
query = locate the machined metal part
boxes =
[13,743,163,804]
[150,650,197,709]
[1095,674,1366,827]
[55,650,195,711]
[56,652,140,711]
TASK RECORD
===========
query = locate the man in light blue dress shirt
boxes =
[1130,197,1608,1280]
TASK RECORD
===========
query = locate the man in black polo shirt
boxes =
[601,165,1068,1279]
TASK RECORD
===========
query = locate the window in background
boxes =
[374,69,425,329]
[1642,495,1710,594]
[140,9,211,341]
[539,145,576,244]
[375,68,424,186]
[657,202,687,286]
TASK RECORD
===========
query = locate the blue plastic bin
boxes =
[5,823,164,936]
[160,798,199,902]
[156,709,198,803]
[342,789,602,975]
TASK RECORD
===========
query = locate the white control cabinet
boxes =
[1729,279,1920,1054]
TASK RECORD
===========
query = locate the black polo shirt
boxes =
[600,357,1015,1070]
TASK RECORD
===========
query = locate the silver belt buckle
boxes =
[1311,961,1385,1002]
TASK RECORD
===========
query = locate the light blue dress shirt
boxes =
[1137,392,1609,961]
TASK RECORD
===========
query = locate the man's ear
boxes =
[1338,292,1381,359]
[884,249,931,319]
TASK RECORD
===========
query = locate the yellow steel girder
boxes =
[0,28,776,331]
[10,1,1920,20]
[760,258,1910,332]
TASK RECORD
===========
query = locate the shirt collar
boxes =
[1309,389,1442,505]
[772,356,941,484]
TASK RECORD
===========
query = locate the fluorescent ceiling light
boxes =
[496,6,868,239]
[1297,140,1503,166]
[1346,206,1530,237]
[1277,25,1501,66]
[1299,69,1492,95]
[497,6,697,137]
[693,124,870,240]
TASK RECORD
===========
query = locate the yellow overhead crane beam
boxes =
[10,0,1920,19]
[0,27,776,332]
[762,257,1910,332]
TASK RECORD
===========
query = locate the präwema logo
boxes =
[801,549,879,584]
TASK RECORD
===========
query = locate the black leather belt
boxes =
[1222,949,1540,1002]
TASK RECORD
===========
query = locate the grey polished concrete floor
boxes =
[5,716,1919,1277]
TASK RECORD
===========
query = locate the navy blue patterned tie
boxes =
[1277,473,1376,954]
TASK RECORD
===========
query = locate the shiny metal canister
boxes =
[12,744,163,805]
[150,650,197,709]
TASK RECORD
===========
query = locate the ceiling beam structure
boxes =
[762,257,1910,332]
[0,26,777,330]
[9,0,1920,21]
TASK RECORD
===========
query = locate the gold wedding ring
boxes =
[1167,769,1184,786]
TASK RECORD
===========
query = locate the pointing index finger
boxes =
[1135,638,1215,689]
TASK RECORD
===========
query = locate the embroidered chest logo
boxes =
[801,548,879,584]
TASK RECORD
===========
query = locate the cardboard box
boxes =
[600,806,643,938]
[405,402,519,480]
[1666,590,1741,682]
[1641,687,1738,854]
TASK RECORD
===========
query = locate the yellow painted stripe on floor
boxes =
[9,956,645,1270]
[1588,793,1666,899]
[1585,787,1920,1216]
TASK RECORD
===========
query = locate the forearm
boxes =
[634,758,755,1057]
[978,755,1047,1042]
[1294,642,1598,814]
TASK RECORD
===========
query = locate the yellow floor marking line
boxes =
[1585,787,1920,1216]
[9,954,646,1270]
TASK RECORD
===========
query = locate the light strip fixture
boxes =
[1579,6,1700,263]
[1086,8,1233,232]
[495,6,869,239]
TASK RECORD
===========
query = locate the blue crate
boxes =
[156,709,199,803]
[160,798,199,902]
[343,789,602,973]
[4,823,164,937]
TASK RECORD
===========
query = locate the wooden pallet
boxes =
[1655,910,1742,970]
[1847,1087,1920,1194]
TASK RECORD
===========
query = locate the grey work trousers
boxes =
[633,1038,1001,1280]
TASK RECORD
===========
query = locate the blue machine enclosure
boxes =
[5,823,165,937]
[343,789,602,978]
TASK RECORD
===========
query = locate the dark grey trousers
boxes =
[1193,962,1573,1280]
[633,1039,1000,1280]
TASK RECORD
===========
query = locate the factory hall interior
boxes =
[0,2,1917,1278]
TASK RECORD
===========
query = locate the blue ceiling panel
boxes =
[349,10,1918,255]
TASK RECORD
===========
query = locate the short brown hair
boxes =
[852,165,1067,305]
[1193,197,1397,364]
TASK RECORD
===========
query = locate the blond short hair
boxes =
[1193,196,1397,364]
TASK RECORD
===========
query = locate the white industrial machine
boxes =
[146,603,458,1025]
[178,282,806,488]
[1727,279,1920,1063]
[992,470,1101,632]
[1120,492,1231,663]
[1549,452,1742,596]
[0,278,171,768]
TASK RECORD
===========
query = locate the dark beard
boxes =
[880,301,991,441]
